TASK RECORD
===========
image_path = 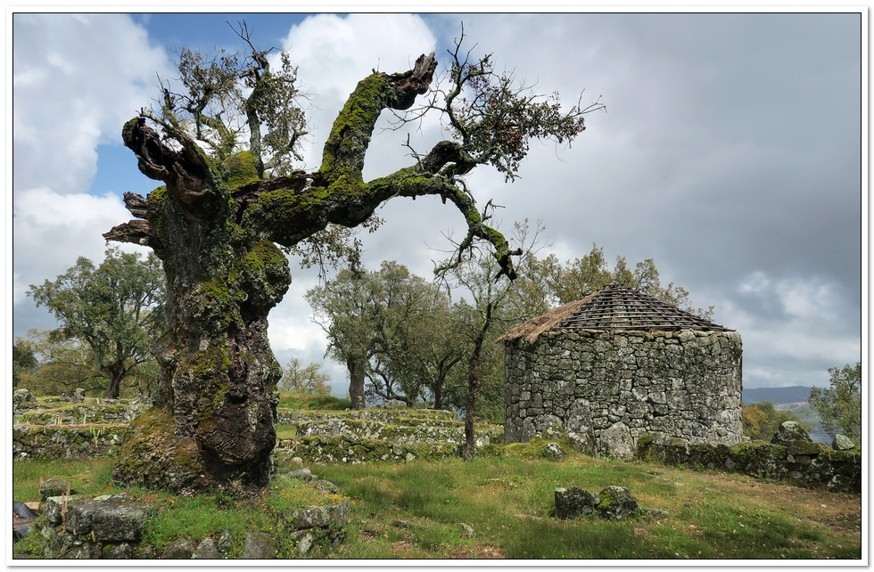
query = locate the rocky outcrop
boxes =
[554,487,599,519]
[20,474,350,559]
[771,420,812,445]
[832,434,855,451]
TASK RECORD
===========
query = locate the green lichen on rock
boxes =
[786,439,826,457]
[595,486,640,520]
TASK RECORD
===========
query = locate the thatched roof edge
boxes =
[498,293,597,343]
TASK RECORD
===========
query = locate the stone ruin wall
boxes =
[504,329,743,458]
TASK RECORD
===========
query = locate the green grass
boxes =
[309,451,862,560]
[275,423,298,439]
[140,495,268,554]
[277,392,351,411]
[12,458,116,501]
[13,449,861,560]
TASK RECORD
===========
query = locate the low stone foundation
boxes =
[13,394,144,460]
[14,392,146,424]
[278,408,503,446]
[637,437,861,493]
[277,434,474,464]
[13,425,127,459]
[275,408,504,463]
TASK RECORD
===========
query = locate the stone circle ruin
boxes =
[502,283,743,458]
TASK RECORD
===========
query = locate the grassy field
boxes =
[311,453,861,560]
[14,446,861,561]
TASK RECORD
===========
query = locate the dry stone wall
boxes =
[275,409,504,464]
[637,437,861,493]
[504,329,743,457]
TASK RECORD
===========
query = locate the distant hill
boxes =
[742,385,816,405]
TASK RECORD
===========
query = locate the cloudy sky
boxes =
[10,9,863,397]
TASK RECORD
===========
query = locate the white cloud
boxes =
[13,14,170,322]
[736,271,843,323]
[14,14,169,195]
[282,14,437,172]
[13,188,148,303]
[713,273,860,388]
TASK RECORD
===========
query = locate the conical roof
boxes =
[556,283,729,331]
[501,283,730,342]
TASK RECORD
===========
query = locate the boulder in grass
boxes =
[40,479,76,502]
[13,501,37,540]
[771,421,811,445]
[554,487,599,519]
[832,434,855,451]
[595,486,640,521]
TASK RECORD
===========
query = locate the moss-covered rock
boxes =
[786,439,827,458]
[595,486,640,521]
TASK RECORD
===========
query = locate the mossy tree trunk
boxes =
[105,53,520,495]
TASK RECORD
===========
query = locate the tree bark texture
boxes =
[105,53,517,494]
[346,356,367,410]
[103,364,124,399]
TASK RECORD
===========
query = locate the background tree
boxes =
[741,402,806,442]
[13,329,103,396]
[364,261,458,407]
[12,337,38,389]
[306,265,373,409]
[517,245,713,319]
[809,362,862,442]
[308,261,461,408]
[440,219,543,459]
[16,328,162,399]
[279,357,331,395]
[28,247,165,399]
[103,24,594,494]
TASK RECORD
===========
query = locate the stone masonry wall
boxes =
[504,329,743,458]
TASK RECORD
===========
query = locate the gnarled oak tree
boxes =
[105,25,594,495]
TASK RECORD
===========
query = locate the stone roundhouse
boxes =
[502,284,743,458]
